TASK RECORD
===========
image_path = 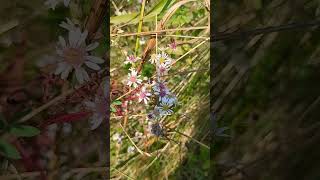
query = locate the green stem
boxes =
[135,0,147,57]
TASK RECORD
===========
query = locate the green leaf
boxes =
[110,12,139,24]
[111,105,117,113]
[112,101,122,105]
[9,125,40,137]
[0,139,21,159]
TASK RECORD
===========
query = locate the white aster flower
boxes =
[137,86,151,104]
[127,69,142,88]
[156,52,172,76]
[45,0,71,10]
[112,133,123,144]
[156,52,171,66]
[55,28,104,84]
[124,55,140,64]
[127,146,135,154]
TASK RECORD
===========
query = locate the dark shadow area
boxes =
[213,0,320,179]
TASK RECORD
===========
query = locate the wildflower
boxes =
[127,69,142,88]
[55,28,104,84]
[135,131,144,138]
[153,82,170,100]
[124,55,140,64]
[147,112,156,120]
[147,106,162,120]
[112,133,123,144]
[137,86,151,104]
[59,18,78,32]
[149,122,164,137]
[168,41,177,50]
[163,93,178,105]
[158,97,175,115]
[45,0,71,10]
[149,54,157,64]
[127,146,135,154]
[83,81,108,130]
[156,52,171,66]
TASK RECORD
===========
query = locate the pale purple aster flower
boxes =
[127,69,142,88]
[158,96,175,115]
[55,28,104,84]
[127,146,135,154]
[137,86,151,104]
[149,122,164,137]
[147,106,162,121]
[153,82,170,101]
[124,55,140,64]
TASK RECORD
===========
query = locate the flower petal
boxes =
[85,61,101,70]
[85,56,104,64]
[55,62,67,75]
[84,100,96,109]
[90,115,103,130]
[58,36,66,48]
[61,64,72,79]
[81,68,90,81]
[75,68,84,84]
[64,0,71,6]
[86,42,99,51]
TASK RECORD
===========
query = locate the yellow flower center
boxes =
[159,57,165,64]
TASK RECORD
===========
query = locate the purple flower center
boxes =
[159,83,166,89]
[159,90,167,97]
[128,55,136,62]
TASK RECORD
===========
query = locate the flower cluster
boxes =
[126,51,177,137]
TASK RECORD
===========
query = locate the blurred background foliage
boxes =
[213,0,320,179]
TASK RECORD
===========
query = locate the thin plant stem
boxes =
[119,123,152,157]
[172,129,210,149]
[111,26,209,37]
[172,38,209,65]
[112,167,136,180]
[18,89,74,123]
[135,0,146,56]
